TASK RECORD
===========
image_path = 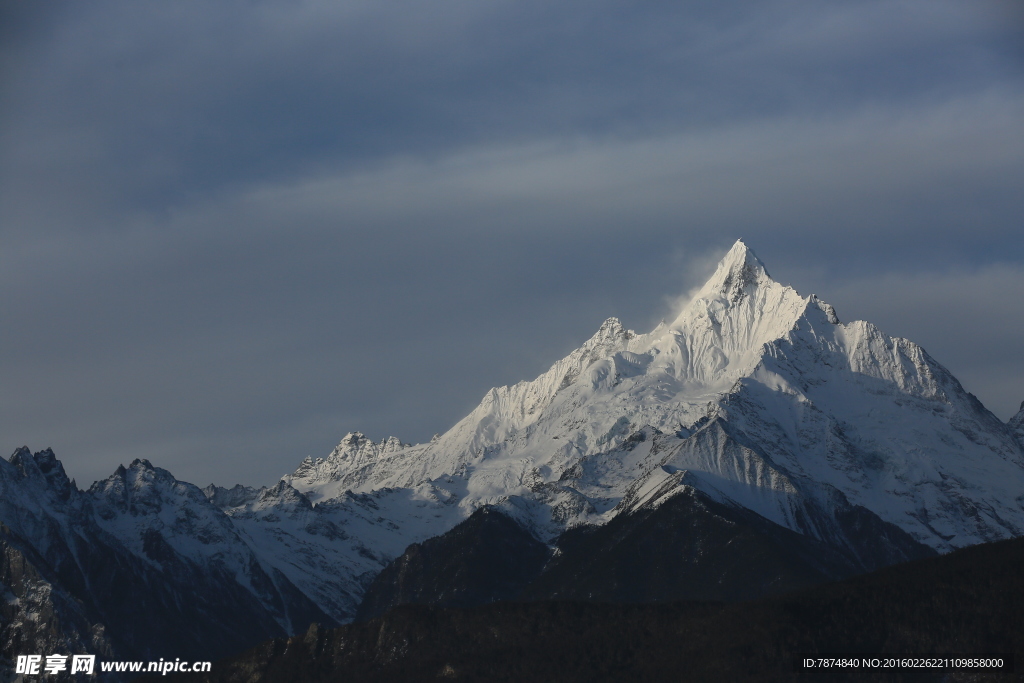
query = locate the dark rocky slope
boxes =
[356,507,549,621]
[152,535,1024,683]
[358,487,934,620]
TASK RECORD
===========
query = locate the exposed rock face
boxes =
[1010,401,1024,445]
[0,529,114,670]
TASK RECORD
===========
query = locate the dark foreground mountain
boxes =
[149,536,1024,683]
[357,491,933,621]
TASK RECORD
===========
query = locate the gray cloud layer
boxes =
[2,0,1022,486]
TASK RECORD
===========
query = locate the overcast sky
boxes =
[3,0,1023,488]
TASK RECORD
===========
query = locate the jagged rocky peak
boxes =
[593,317,632,341]
[255,479,312,509]
[666,240,804,335]
[292,455,318,478]
[89,458,209,515]
[338,431,369,448]
[656,241,851,376]
[1011,401,1024,442]
[329,432,408,461]
[6,446,76,501]
[696,239,772,303]
[808,293,841,324]
[10,445,56,476]
[580,316,636,357]
[285,432,412,490]
[91,458,153,489]
[9,446,32,470]
[204,483,262,509]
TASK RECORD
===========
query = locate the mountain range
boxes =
[3,241,1023,673]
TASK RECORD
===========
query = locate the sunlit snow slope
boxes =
[286,241,1024,552]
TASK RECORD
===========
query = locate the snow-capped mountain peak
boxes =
[688,239,772,304]
[657,240,827,389]
[285,432,411,493]
[282,241,1024,552]
[9,446,76,503]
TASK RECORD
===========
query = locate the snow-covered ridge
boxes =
[286,240,1024,551]
[288,242,814,495]
[0,445,462,642]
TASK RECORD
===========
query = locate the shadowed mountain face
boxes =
[0,448,335,665]
[151,537,1024,683]
[357,489,934,620]
[521,488,933,604]
[356,507,550,621]
[0,529,116,667]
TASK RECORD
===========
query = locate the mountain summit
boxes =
[687,239,772,302]
[287,241,1024,553]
